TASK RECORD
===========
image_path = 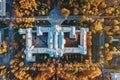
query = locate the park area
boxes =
[0,0,120,80]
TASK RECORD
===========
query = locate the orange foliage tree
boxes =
[13,0,37,17]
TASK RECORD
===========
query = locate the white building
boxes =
[0,0,6,16]
[111,73,120,80]
[20,25,89,62]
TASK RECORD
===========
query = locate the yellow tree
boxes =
[13,0,37,17]
[87,31,92,64]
